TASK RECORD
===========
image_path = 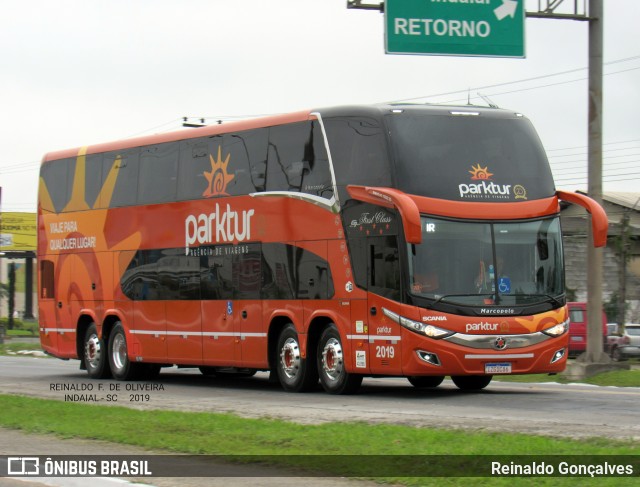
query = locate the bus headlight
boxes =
[542,319,569,337]
[383,308,454,339]
[403,318,454,339]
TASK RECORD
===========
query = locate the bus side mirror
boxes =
[556,191,608,248]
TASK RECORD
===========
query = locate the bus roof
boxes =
[42,109,313,163]
[41,104,523,164]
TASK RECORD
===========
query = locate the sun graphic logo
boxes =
[203,146,235,197]
[468,164,494,180]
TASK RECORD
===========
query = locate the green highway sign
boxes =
[385,0,525,58]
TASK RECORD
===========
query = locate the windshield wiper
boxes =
[430,293,494,306]
[533,294,563,306]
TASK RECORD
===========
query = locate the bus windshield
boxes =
[386,110,556,202]
[408,216,564,307]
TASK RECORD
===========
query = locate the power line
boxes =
[546,138,640,152]
[549,147,640,160]
[551,153,640,165]
[123,118,183,138]
[0,164,40,175]
[552,161,640,174]
[387,55,640,104]
[438,65,640,105]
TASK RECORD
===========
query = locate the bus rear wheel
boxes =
[451,375,492,391]
[276,324,318,392]
[83,323,110,379]
[407,376,444,388]
[317,325,362,395]
[108,322,143,381]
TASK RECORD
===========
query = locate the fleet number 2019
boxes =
[376,346,395,358]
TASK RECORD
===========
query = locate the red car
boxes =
[567,302,608,357]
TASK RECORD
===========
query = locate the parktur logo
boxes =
[203,147,235,197]
[185,204,255,254]
[459,164,512,199]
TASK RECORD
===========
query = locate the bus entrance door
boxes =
[367,294,402,375]
[365,234,403,374]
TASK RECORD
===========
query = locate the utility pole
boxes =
[584,0,608,363]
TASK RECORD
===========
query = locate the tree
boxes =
[8,262,15,330]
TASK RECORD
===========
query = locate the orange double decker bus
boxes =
[38,104,608,394]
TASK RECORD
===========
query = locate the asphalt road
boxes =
[0,354,639,441]
[1,353,639,486]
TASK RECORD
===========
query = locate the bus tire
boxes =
[199,367,217,376]
[317,325,362,395]
[276,324,318,392]
[407,376,444,388]
[108,322,142,381]
[83,323,110,379]
[451,375,492,391]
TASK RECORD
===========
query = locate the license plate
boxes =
[485,362,512,374]
[571,336,584,342]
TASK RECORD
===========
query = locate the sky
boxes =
[1,0,639,213]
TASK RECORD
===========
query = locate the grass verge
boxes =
[494,368,640,387]
[0,394,638,486]
[0,341,47,356]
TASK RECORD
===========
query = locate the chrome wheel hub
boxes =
[321,337,344,381]
[280,337,301,379]
[85,334,101,369]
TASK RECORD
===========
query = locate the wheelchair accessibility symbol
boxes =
[498,277,511,294]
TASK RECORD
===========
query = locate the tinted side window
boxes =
[121,244,334,301]
[40,158,74,213]
[224,130,268,195]
[295,245,334,300]
[104,149,139,208]
[138,143,178,205]
[200,252,233,300]
[157,249,201,300]
[121,251,160,300]
[342,200,399,292]
[122,248,200,300]
[234,244,262,299]
[300,122,333,199]
[323,117,391,203]
[369,236,400,300]
[84,153,104,209]
[261,243,296,299]
[387,114,555,201]
[347,238,367,290]
[177,138,211,201]
[267,121,314,192]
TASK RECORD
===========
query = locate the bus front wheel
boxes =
[276,324,318,392]
[83,323,110,379]
[317,325,362,395]
[451,375,492,391]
